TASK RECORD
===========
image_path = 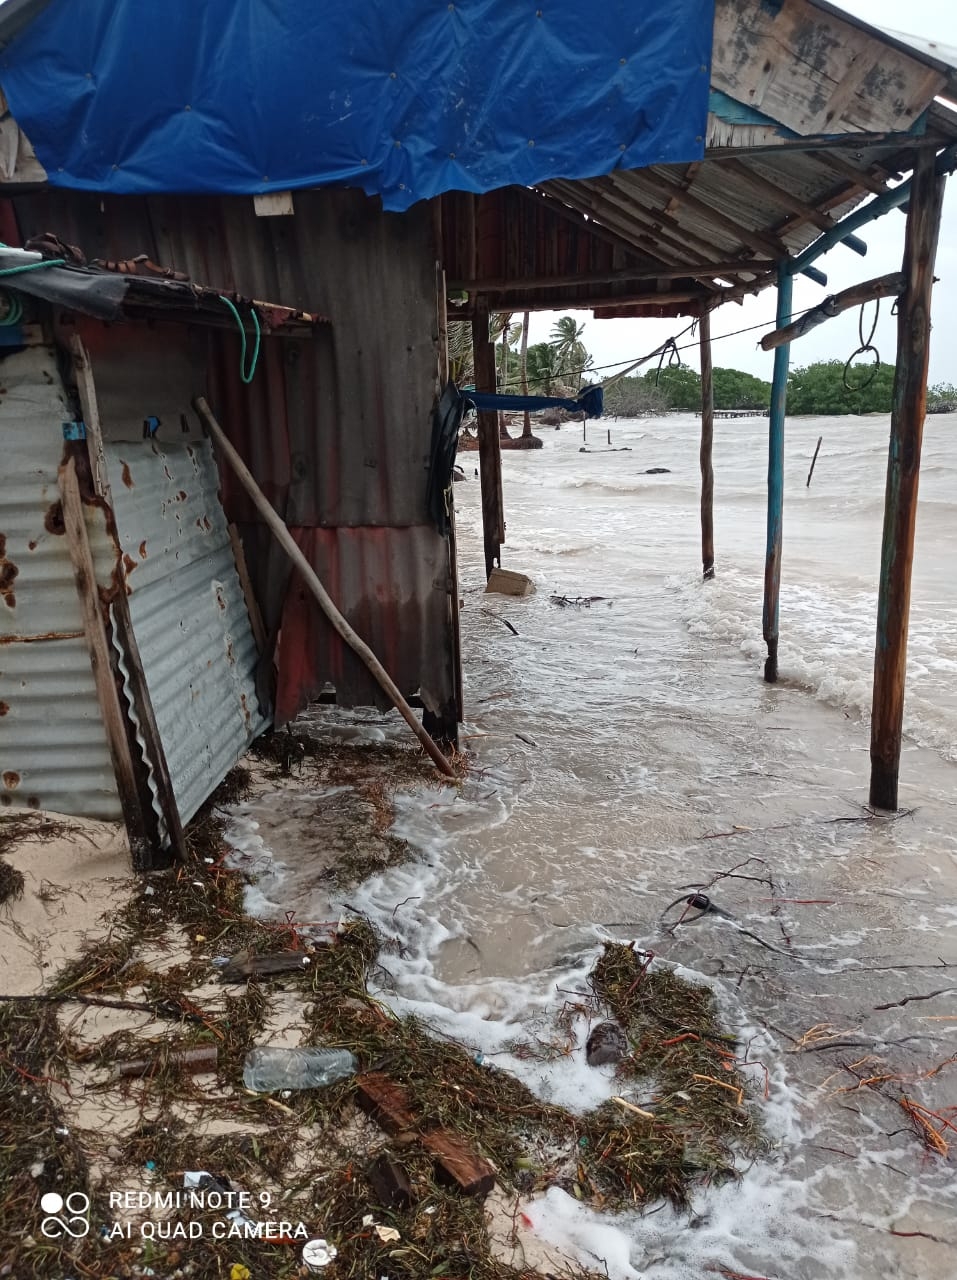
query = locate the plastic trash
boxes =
[302,1238,337,1271]
[242,1046,357,1092]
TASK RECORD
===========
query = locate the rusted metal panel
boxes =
[102,434,268,828]
[7,187,457,724]
[0,344,122,818]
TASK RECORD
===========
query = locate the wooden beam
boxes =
[869,149,946,811]
[814,152,892,197]
[699,309,715,581]
[761,272,905,350]
[58,456,153,870]
[471,297,504,579]
[71,335,187,862]
[631,168,790,261]
[451,258,775,293]
[526,186,676,269]
[719,157,866,251]
[547,177,762,284]
[227,523,267,652]
[194,397,457,780]
[482,287,709,313]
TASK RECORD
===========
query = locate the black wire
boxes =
[489,301,826,393]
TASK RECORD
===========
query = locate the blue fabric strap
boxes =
[466,385,603,420]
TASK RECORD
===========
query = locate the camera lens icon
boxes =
[41,1191,90,1239]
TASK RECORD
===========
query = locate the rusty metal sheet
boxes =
[0,344,122,818]
[103,434,268,828]
[7,187,458,725]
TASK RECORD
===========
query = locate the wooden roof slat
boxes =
[626,167,790,261]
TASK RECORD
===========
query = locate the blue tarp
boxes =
[0,0,714,211]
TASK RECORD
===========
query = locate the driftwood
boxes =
[219,949,315,982]
[760,273,904,350]
[367,1155,415,1209]
[355,1071,495,1197]
[109,1045,218,1080]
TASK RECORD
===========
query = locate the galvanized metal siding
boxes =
[10,188,457,723]
[0,345,121,818]
[103,435,267,827]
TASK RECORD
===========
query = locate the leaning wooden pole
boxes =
[193,397,457,780]
[869,149,946,811]
[471,296,505,578]
[762,266,793,682]
[699,307,715,580]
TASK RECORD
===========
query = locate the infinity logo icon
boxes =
[40,1191,90,1239]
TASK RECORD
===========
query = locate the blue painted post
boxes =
[762,266,793,682]
[870,149,946,810]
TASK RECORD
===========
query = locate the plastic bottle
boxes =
[242,1047,357,1092]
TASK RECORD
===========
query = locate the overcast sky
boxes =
[527,0,957,388]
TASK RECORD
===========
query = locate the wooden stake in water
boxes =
[870,148,946,811]
[806,436,823,487]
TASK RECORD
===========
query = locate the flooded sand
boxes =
[230,413,957,1279]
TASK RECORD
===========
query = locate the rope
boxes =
[218,294,262,384]
[0,257,66,276]
[0,252,66,327]
[842,298,881,393]
[0,291,23,326]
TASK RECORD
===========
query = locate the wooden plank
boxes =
[451,258,774,293]
[870,149,946,811]
[761,272,904,350]
[355,1072,418,1135]
[58,456,152,868]
[699,309,715,581]
[71,335,187,861]
[711,0,945,137]
[227,523,267,653]
[421,1130,496,1197]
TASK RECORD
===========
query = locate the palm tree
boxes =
[526,342,558,395]
[549,315,591,391]
[447,320,473,386]
[492,312,520,438]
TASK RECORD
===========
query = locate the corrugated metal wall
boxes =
[104,435,268,829]
[0,344,122,818]
[13,189,458,730]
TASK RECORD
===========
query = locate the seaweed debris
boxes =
[0,766,757,1279]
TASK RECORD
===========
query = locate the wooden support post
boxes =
[699,307,715,580]
[227,524,267,652]
[58,457,153,869]
[762,266,793,683]
[471,296,504,578]
[869,149,946,811]
[72,336,186,863]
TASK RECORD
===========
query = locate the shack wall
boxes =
[10,189,458,729]
[0,344,122,818]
